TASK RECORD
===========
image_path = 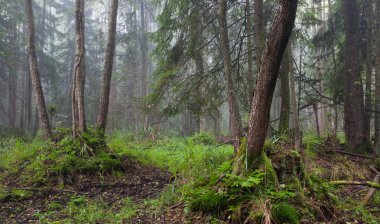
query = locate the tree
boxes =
[25,0,53,139]
[246,0,298,168]
[279,45,291,135]
[375,0,380,154]
[289,41,301,148]
[97,0,119,131]
[218,0,243,152]
[342,0,368,153]
[72,0,86,136]
[254,0,264,68]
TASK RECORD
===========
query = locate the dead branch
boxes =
[330,180,380,189]
[362,174,380,206]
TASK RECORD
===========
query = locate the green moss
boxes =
[272,202,299,224]
[374,159,380,171]
[258,153,277,185]
[189,189,228,214]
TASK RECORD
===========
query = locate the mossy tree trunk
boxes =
[246,0,298,169]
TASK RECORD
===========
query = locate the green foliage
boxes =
[189,132,216,145]
[271,202,299,224]
[0,188,33,202]
[31,196,137,223]
[374,159,380,171]
[0,129,121,185]
[189,190,228,214]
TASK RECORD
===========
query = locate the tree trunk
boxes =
[279,45,291,135]
[72,0,87,135]
[246,0,298,168]
[289,42,301,148]
[375,0,380,154]
[343,0,368,153]
[218,0,244,153]
[140,0,148,130]
[25,0,52,139]
[97,0,119,131]
[246,0,254,100]
[254,0,264,68]
[364,0,373,142]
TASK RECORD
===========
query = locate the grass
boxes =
[0,131,378,223]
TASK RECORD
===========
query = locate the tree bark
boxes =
[246,0,254,100]
[218,0,244,153]
[279,45,291,135]
[343,0,368,153]
[289,42,301,149]
[97,0,119,131]
[364,0,373,141]
[25,0,52,139]
[72,0,87,135]
[254,0,265,68]
[140,0,148,130]
[375,0,380,154]
[246,0,298,167]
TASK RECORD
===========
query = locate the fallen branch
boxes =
[362,174,380,206]
[8,187,86,195]
[330,180,380,189]
[333,150,377,160]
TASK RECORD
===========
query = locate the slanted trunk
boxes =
[97,0,119,131]
[25,0,52,139]
[246,0,298,168]
[343,0,368,153]
[218,0,243,152]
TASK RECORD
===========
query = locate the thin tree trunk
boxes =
[289,42,301,149]
[140,0,148,130]
[279,45,291,135]
[375,0,380,154]
[72,0,87,135]
[246,0,298,168]
[25,0,52,139]
[218,0,244,153]
[246,0,254,100]
[343,0,368,153]
[364,0,373,142]
[97,0,119,131]
[254,0,264,68]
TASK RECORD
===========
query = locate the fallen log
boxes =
[362,174,380,206]
[333,150,377,160]
[330,180,380,189]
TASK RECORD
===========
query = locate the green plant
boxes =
[271,202,299,224]
[189,132,216,145]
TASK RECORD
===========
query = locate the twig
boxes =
[330,180,380,189]
[6,187,86,195]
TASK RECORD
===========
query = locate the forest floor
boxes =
[0,157,173,223]
[0,132,379,223]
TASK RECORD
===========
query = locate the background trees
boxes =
[0,0,378,156]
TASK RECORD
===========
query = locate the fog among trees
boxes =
[0,0,380,223]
